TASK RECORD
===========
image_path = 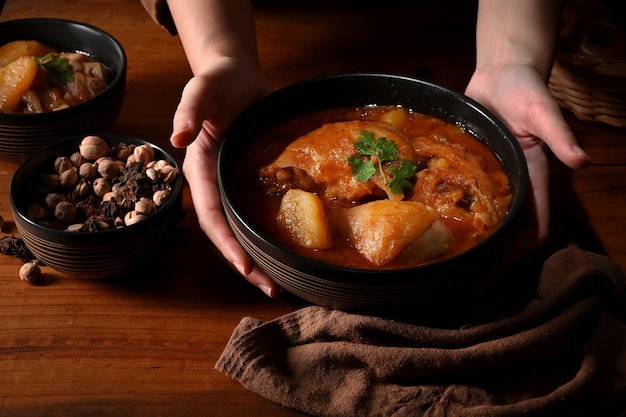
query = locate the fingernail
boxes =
[233,261,246,277]
[259,285,275,298]
[574,146,592,165]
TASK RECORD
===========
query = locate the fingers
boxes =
[183,140,279,297]
[170,77,210,149]
[527,97,592,170]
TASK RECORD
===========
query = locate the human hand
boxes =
[170,57,279,297]
[465,62,591,260]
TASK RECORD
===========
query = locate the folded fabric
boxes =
[216,247,626,417]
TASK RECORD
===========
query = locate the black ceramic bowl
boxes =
[218,73,528,310]
[0,18,127,161]
[10,134,182,279]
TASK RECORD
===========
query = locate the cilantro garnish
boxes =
[347,130,417,195]
[34,52,74,85]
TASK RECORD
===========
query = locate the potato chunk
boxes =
[0,40,54,68]
[277,189,332,250]
[0,55,38,112]
[335,200,453,266]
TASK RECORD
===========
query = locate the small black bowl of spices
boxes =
[9,133,183,279]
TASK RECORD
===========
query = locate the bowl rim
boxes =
[0,17,127,120]
[9,133,182,240]
[218,72,529,278]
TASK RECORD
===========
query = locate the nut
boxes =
[54,156,72,175]
[97,158,124,180]
[59,168,79,188]
[79,135,109,160]
[54,201,77,224]
[102,191,122,203]
[69,151,85,167]
[124,210,147,226]
[153,189,171,207]
[92,178,112,197]
[26,135,177,233]
[113,143,135,161]
[44,192,67,211]
[74,179,90,197]
[133,144,155,166]
[145,167,159,182]
[79,162,98,179]
[159,165,179,185]
[134,197,155,216]
[19,260,41,283]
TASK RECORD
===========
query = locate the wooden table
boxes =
[1,1,624,416]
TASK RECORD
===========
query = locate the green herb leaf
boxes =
[348,130,417,194]
[347,156,377,182]
[34,52,74,85]
[389,158,418,194]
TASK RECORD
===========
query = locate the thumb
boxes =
[528,98,591,169]
[170,77,213,149]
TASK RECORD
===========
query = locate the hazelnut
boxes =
[69,151,85,167]
[133,144,155,166]
[125,153,138,167]
[134,197,155,216]
[153,159,170,171]
[59,167,79,188]
[145,167,159,182]
[124,210,147,226]
[102,191,122,203]
[19,260,41,283]
[79,135,109,160]
[54,201,77,224]
[93,178,112,197]
[97,159,124,179]
[114,143,135,161]
[54,156,72,175]
[153,189,171,207]
[44,192,67,211]
[79,162,98,179]
[159,165,178,185]
[74,179,90,197]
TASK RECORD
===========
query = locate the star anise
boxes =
[80,215,113,232]
[0,235,36,262]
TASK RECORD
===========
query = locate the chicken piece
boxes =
[409,135,511,234]
[333,200,453,266]
[59,52,110,103]
[260,120,415,203]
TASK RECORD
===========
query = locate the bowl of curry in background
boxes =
[218,73,528,310]
[0,18,126,161]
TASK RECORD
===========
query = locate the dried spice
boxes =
[19,260,41,283]
[24,135,179,232]
[0,235,35,262]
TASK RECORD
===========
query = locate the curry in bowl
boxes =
[0,40,111,114]
[232,105,512,270]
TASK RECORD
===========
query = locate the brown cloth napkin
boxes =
[216,246,626,417]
